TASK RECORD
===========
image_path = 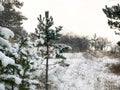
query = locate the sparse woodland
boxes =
[0,1,120,90]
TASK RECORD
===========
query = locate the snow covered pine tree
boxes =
[103,4,120,46]
[16,37,41,90]
[0,3,22,90]
[33,11,71,90]
[0,3,40,90]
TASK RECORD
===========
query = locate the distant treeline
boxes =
[55,34,90,52]
[55,33,111,52]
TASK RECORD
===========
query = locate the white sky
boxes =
[21,0,120,43]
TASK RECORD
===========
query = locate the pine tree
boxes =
[0,3,40,90]
[0,0,28,41]
[0,4,22,90]
[33,11,71,90]
[14,37,41,90]
[103,4,120,46]
[0,27,22,90]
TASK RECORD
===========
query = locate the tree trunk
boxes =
[45,44,49,90]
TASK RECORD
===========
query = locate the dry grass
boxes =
[104,51,120,58]
[109,63,120,75]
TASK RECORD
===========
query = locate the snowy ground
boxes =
[44,52,120,90]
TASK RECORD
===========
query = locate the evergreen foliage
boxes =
[90,34,110,51]
[33,11,71,90]
[103,4,120,42]
[0,3,40,90]
[0,2,71,89]
[0,0,28,40]
[0,31,41,90]
[16,37,40,90]
[0,27,21,90]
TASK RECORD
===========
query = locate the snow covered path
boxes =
[48,53,120,90]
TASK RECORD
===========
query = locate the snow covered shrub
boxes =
[0,26,22,90]
[0,3,40,90]
[15,37,41,90]
[90,34,110,51]
[0,0,28,41]
[0,4,23,90]
[0,30,41,90]
[0,27,40,90]
[32,11,71,90]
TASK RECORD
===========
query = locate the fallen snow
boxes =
[34,38,44,46]
[45,53,120,90]
[0,27,14,39]
[0,3,4,11]
[0,75,21,84]
[0,83,5,90]
[0,51,15,67]
[0,37,11,49]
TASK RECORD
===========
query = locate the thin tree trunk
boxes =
[45,44,49,90]
[45,11,50,90]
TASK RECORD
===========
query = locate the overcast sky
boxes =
[21,0,120,43]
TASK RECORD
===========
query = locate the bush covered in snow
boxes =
[0,3,41,90]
